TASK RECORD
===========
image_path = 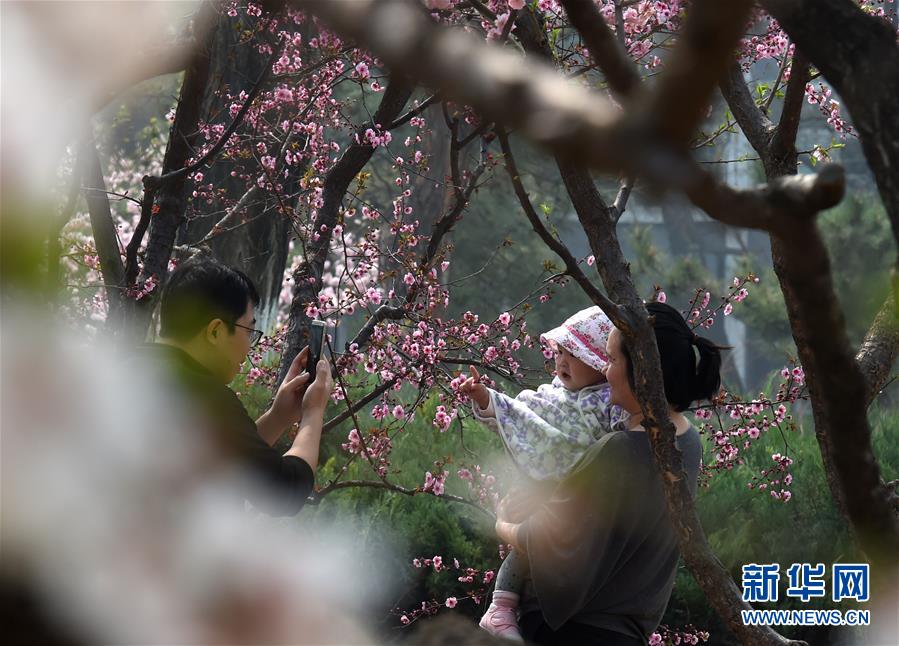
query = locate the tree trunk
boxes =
[278,77,414,386]
[761,0,899,251]
[117,3,216,342]
[176,11,299,333]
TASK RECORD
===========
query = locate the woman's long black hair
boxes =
[621,302,724,411]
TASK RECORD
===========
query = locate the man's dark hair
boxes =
[620,302,724,411]
[159,258,260,341]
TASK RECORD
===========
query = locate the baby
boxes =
[461,306,627,642]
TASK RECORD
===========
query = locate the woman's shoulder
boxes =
[570,430,638,473]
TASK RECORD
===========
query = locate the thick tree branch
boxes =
[141,35,213,282]
[684,163,845,233]
[123,182,155,288]
[856,290,899,407]
[719,62,774,155]
[770,51,810,161]
[81,135,126,315]
[610,177,633,223]
[641,0,754,148]
[558,0,641,98]
[89,2,219,114]
[294,0,632,174]
[761,0,899,251]
[295,0,797,205]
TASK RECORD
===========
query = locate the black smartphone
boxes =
[308,320,327,375]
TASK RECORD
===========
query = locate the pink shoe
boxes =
[479,602,524,642]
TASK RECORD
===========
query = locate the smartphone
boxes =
[308,320,327,375]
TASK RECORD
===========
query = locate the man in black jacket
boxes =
[136,258,332,516]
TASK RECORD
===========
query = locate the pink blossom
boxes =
[487,12,511,40]
[509,0,525,8]
[723,303,733,316]
[657,290,667,303]
[433,406,453,432]
[586,255,595,266]
[498,312,512,327]
[445,596,457,608]
[440,261,450,272]
[404,272,416,286]
[354,61,370,80]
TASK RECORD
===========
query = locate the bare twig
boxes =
[310,479,494,518]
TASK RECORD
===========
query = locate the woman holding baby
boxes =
[463,302,722,644]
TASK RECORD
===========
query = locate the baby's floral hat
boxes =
[540,306,613,371]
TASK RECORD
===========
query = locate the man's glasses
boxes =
[233,322,263,347]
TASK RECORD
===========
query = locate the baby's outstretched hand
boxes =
[460,366,490,410]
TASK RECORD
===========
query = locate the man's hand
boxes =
[460,366,490,410]
[269,346,312,428]
[302,356,335,413]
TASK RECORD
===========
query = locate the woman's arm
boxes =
[495,519,523,551]
[495,494,525,550]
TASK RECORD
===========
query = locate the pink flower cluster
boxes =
[692,361,806,498]
[397,553,498,625]
[422,469,448,496]
[357,124,393,148]
[805,82,854,138]
[432,405,456,432]
[341,427,394,477]
[649,623,710,646]
[747,453,795,502]
[684,274,758,329]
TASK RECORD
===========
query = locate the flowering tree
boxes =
[52,0,899,643]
